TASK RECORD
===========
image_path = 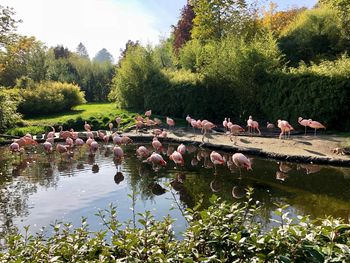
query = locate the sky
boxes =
[2,0,318,61]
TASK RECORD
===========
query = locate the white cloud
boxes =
[1,0,161,60]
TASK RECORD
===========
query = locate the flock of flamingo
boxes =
[7,109,326,177]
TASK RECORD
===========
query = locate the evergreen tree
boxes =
[93,48,114,63]
[76,42,89,59]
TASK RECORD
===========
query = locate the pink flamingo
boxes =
[166,117,175,130]
[223,118,228,131]
[112,134,122,145]
[232,153,252,178]
[267,122,275,129]
[152,137,163,152]
[56,144,68,158]
[228,124,245,145]
[121,136,133,144]
[160,130,167,138]
[210,151,225,174]
[227,118,233,130]
[145,110,152,117]
[84,121,91,131]
[59,126,72,140]
[308,119,326,136]
[186,115,192,128]
[43,141,53,154]
[89,141,99,155]
[152,129,162,137]
[147,152,167,169]
[115,117,121,130]
[108,122,113,132]
[277,120,294,139]
[75,138,84,147]
[298,117,310,135]
[202,121,216,142]
[136,120,143,134]
[177,144,186,155]
[136,146,150,158]
[113,146,124,164]
[247,116,253,134]
[65,137,74,148]
[86,138,94,146]
[169,151,184,167]
[9,142,20,153]
[103,134,110,144]
[47,126,56,139]
[154,118,162,126]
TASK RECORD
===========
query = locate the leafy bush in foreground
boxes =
[1,191,349,262]
[0,88,22,133]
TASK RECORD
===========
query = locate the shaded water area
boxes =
[1,142,350,240]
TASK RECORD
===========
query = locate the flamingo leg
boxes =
[314,128,316,136]
[304,126,307,135]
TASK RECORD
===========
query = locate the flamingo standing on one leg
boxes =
[308,120,326,136]
[298,117,310,135]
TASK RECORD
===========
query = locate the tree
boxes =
[53,45,71,59]
[319,0,350,40]
[261,2,305,36]
[76,42,89,59]
[0,5,21,47]
[172,3,195,54]
[190,0,250,41]
[0,36,47,86]
[119,40,139,65]
[93,48,114,63]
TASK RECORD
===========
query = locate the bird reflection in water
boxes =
[298,164,321,174]
[149,183,166,195]
[276,171,288,181]
[232,185,247,199]
[92,164,99,173]
[210,178,222,193]
[87,154,95,165]
[114,171,124,184]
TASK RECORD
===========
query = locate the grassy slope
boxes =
[7,103,139,136]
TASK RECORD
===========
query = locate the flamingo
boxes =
[115,117,121,130]
[86,138,94,146]
[169,151,184,167]
[136,146,150,158]
[210,151,225,174]
[152,137,163,152]
[112,134,122,145]
[9,142,21,153]
[108,122,113,132]
[191,119,198,133]
[59,126,72,139]
[75,138,84,147]
[43,141,53,154]
[147,152,167,169]
[65,137,74,148]
[186,115,192,128]
[166,117,175,130]
[277,120,294,139]
[227,118,233,130]
[308,120,326,136]
[84,121,91,131]
[15,136,38,148]
[56,144,68,158]
[228,124,245,145]
[202,121,216,142]
[103,134,110,144]
[136,120,143,134]
[177,144,186,155]
[113,146,124,161]
[121,136,133,144]
[247,116,253,134]
[89,141,99,155]
[70,129,79,140]
[267,122,275,129]
[47,126,56,139]
[232,153,252,178]
[298,117,310,135]
[160,130,167,138]
[145,110,152,117]
[223,118,228,131]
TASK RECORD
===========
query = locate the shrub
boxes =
[1,192,350,262]
[0,88,22,133]
[18,81,86,115]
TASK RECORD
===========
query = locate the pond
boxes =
[1,141,350,240]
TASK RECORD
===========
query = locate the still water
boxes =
[0,142,350,239]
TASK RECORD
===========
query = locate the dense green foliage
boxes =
[0,88,21,132]
[17,81,86,115]
[1,193,350,262]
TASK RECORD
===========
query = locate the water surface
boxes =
[0,142,350,239]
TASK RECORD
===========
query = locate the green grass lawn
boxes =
[25,103,130,126]
[7,103,139,136]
